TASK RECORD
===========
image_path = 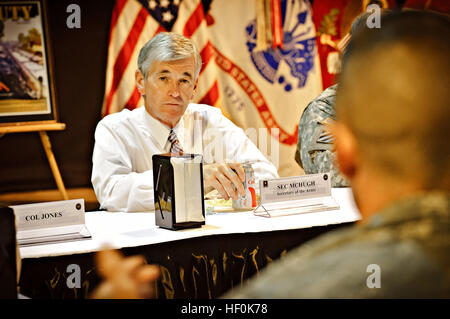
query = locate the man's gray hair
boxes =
[137,32,202,79]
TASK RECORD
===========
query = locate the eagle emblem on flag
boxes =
[245,1,316,91]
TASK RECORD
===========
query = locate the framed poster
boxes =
[0,0,58,126]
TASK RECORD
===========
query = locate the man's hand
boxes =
[203,162,245,200]
[90,249,160,299]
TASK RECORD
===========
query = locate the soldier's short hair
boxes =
[336,10,450,189]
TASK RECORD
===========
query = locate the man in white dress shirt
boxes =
[92,32,278,212]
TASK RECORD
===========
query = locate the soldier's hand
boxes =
[91,249,160,299]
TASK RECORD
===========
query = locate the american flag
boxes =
[102,0,216,116]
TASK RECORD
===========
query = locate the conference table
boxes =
[19,188,361,299]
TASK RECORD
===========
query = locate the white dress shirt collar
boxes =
[141,106,186,151]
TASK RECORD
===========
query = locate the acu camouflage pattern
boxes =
[225,192,450,298]
[295,84,350,187]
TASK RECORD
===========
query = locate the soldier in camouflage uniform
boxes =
[294,11,376,187]
[226,192,450,298]
[295,83,350,187]
[225,11,450,298]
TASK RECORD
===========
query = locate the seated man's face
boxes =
[137,56,196,128]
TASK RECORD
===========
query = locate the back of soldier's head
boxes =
[336,11,450,190]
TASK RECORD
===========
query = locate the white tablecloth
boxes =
[20,188,361,259]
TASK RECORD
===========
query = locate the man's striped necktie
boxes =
[168,129,183,155]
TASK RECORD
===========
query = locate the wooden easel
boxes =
[0,122,69,200]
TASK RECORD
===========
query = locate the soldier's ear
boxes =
[331,122,358,180]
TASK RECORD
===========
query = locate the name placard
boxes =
[255,173,339,217]
[10,199,91,246]
[260,173,331,203]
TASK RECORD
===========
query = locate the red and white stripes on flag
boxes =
[102,0,211,116]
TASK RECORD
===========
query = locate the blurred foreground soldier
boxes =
[225,11,450,298]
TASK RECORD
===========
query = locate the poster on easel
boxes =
[0,0,58,126]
